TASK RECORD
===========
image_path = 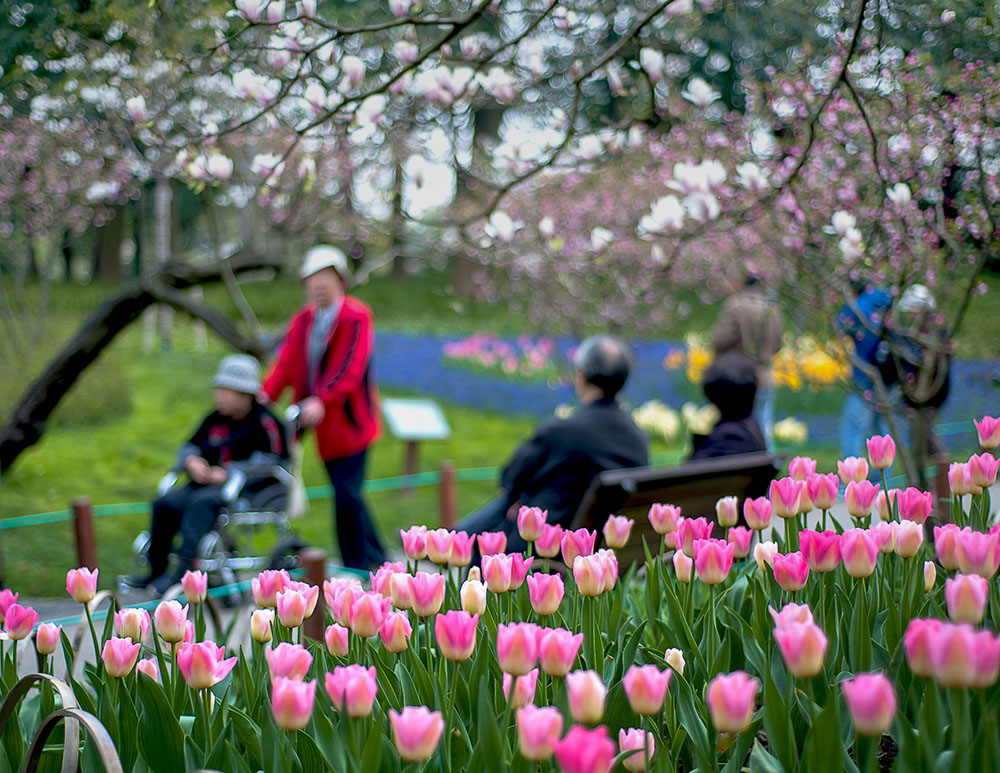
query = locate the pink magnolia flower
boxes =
[502,668,539,709]
[946,573,989,624]
[477,531,507,556]
[539,627,583,676]
[949,463,981,496]
[897,488,933,524]
[673,549,693,583]
[177,641,237,689]
[845,480,880,519]
[101,636,141,678]
[266,642,313,682]
[449,531,475,567]
[272,677,316,731]
[648,503,682,534]
[325,665,378,717]
[623,664,672,715]
[349,592,392,638]
[552,725,615,773]
[497,622,541,675]
[114,608,151,643]
[461,577,488,615]
[4,603,37,640]
[769,478,805,519]
[408,572,447,617]
[603,515,634,548]
[66,568,99,604]
[508,553,535,590]
[381,612,412,653]
[400,525,428,560]
[772,552,809,592]
[535,524,563,557]
[788,456,817,482]
[252,569,290,608]
[969,453,1000,489]
[136,658,160,682]
[527,572,564,616]
[706,671,759,732]
[799,530,841,573]
[561,528,597,566]
[566,669,607,724]
[904,618,946,677]
[715,496,739,527]
[866,435,896,470]
[743,497,772,530]
[517,506,548,542]
[35,622,61,655]
[934,524,963,570]
[619,727,656,772]
[389,706,444,763]
[693,538,734,585]
[435,610,478,661]
[325,624,349,657]
[894,521,924,558]
[974,416,1000,450]
[426,528,454,564]
[840,529,879,579]
[517,704,563,761]
[768,602,814,628]
[181,570,208,603]
[154,600,189,643]
[574,554,606,596]
[728,527,752,559]
[838,456,870,485]
[482,553,514,593]
[807,473,840,511]
[774,621,828,677]
[842,673,896,736]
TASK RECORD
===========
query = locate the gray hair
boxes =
[572,335,632,399]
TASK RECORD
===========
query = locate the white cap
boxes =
[213,354,260,394]
[300,245,352,285]
[898,284,936,313]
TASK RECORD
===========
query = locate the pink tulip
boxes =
[177,641,237,689]
[566,669,607,723]
[114,608,151,643]
[743,497,773,530]
[840,529,879,579]
[934,524,963,570]
[482,553,514,593]
[389,706,444,762]
[449,531,475,567]
[728,527,752,559]
[435,610,478,661]
[949,463,981,496]
[408,572,447,617]
[870,522,897,554]
[136,658,160,682]
[713,496,738,528]
[552,725,615,773]
[66,567,99,604]
[842,673,896,736]
[772,552,809,592]
[400,525,428,560]
[272,677,316,731]
[477,531,507,556]
[597,549,619,593]
[325,624,349,657]
[539,627,583,676]
[381,611,413,653]
[266,642,313,682]
[502,668,539,709]
[774,621,828,677]
[769,478,805,519]
[768,602,814,628]
[799,530,841,573]
[706,671,759,733]
[623,664,672,716]
[789,456,817,482]
[461,577,488,615]
[874,489,897,521]
[928,622,981,687]
[904,618,944,677]
[894,520,924,559]
[693,538,734,585]
[252,569,290,608]
[527,572,564,615]
[535,524,563,557]
[968,631,1000,689]
[35,622,61,655]
[325,665,378,716]
[924,561,937,591]
[285,581,320,618]
[517,704,563,761]
[166,621,195,656]
[508,553,535,590]
[497,622,541,675]
[154,600,189,643]
[0,590,18,625]
[517,506,548,542]
[370,562,406,596]
[603,515,634,548]
[389,573,414,610]
[946,573,989,624]
[561,528,597,566]
[896,487,933,524]
[247,609,272,644]
[648,503,682,535]
[969,453,1000,489]
[181,570,208,603]
[673,549,693,583]
[101,636,141,678]
[807,472,840,511]
[426,528,454,564]
[975,416,1000,450]
[574,554,606,596]
[845,480,880,519]
[349,591,392,638]
[326,579,361,625]
[276,586,317,628]
[754,541,778,572]
[866,434,896,470]
[676,517,713,558]
[619,727,656,772]
[838,456,870,485]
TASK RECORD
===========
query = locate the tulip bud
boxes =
[665,648,685,675]
[502,669,539,709]
[603,515,634,549]
[706,671,759,733]
[715,496,739,527]
[272,677,316,731]
[672,549,693,583]
[841,673,896,736]
[566,670,607,724]
[894,520,924,558]
[325,624,349,657]
[754,541,778,572]
[924,561,936,592]
[389,706,444,763]
[136,658,160,682]
[866,434,896,470]
[35,622,61,656]
[381,611,413,653]
[517,704,563,761]
[461,578,488,615]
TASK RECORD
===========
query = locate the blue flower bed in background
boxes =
[375,332,999,451]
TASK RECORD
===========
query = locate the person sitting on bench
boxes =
[690,351,767,460]
[458,335,649,554]
[132,355,289,595]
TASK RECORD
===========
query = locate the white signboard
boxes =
[382,398,451,441]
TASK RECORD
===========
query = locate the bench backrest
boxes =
[570,451,782,568]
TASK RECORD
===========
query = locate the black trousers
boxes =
[149,484,224,578]
[325,450,386,569]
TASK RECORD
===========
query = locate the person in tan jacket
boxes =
[710,276,783,445]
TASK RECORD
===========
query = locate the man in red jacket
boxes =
[261,246,387,569]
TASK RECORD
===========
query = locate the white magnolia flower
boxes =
[233,69,277,103]
[125,95,147,123]
[394,41,419,65]
[250,153,284,180]
[650,244,667,265]
[299,0,316,18]
[297,156,316,181]
[236,0,266,22]
[268,48,291,71]
[206,154,234,181]
[886,183,912,206]
[681,77,720,108]
[831,210,856,236]
[606,64,625,96]
[85,180,121,202]
[340,55,366,89]
[701,159,727,188]
[538,217,555,238]
[485,211,520,244]
[683,192,720,221]
[480,68,518,103]
[735,162,769,193]
[460,35,482,59]
[187,156,210,181]
[591,227,614,252]
[639,48,665,85]
[355,94,387,126]
[389,0,412,17]
[266,1,286,23]
[304,82,327,114]
[838,227,864,259]
[639,195,685,234]
[940,9,956,23]
[576,135,603,161]
[665,0,693,16]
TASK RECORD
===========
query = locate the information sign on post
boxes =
[381,399,451,491]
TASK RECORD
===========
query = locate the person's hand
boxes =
[299,396,326,428]
[185,456,212,484]
[208,467,229,486]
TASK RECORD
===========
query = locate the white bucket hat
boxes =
[213,354,261,395]
[898,284,936,313]
[300,245,352,285]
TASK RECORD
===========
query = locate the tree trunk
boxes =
[91,208,123,280]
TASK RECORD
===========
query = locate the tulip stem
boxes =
[424,615,434,677]
[10,640,16,681]
[642,715,652,771]
[84,603,102,675]
[201,688,214,750]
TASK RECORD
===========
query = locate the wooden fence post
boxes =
[439,461,456,529]
[72,498,98,571]
[300,547,327,642]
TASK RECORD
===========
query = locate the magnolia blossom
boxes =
[590,227,614,252]
[236,0,265,22]
[232,69,277,103]
[886,183,912,206]
[681,77,720,108]
[125,96,147,123]
[639,195,684,234]
[639,48,665,84]
[735,162,769,193]
[340,56,366,89]
[485,211,520,244]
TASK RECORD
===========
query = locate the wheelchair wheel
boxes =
[269,534,309,571]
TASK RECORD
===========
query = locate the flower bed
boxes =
[1,418,999,771]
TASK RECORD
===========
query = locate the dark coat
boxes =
[689,417,766,461]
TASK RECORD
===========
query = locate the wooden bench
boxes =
[569,451,783,568]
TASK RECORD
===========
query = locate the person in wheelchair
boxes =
[131,354,290,595]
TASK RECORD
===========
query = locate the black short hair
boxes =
[573,335,632,399]
[703,352,758,420]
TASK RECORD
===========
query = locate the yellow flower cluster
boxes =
[774,417,809,445]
